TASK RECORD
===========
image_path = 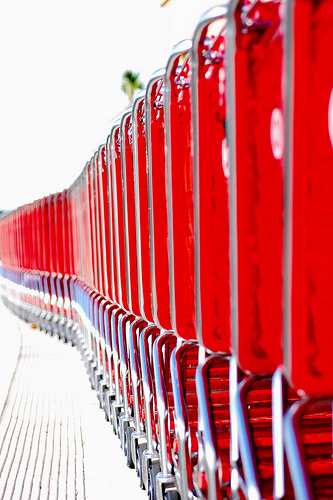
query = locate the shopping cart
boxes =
[283,1,333,497]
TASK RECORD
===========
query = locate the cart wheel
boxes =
[137,443,147,489]
[120,420,129,443]
[125,426,135,468]
[164,489,180,500]
[103,400,109,422]
[148,463,160,500]
[112,410,118,435]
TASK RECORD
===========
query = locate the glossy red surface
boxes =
[147,78,172,330]
[233,0,284,374]
[55,193,65,274]
[99,143,114,302]
[41,197,50,271]
[133,99,154,323]
[112,127,129,311]
[122,115,140,317]
[194,19,231,353]
[94,151,105,296]
[106,136,120,305]
[287,0,333,397]
[86,162,98,289]
[167,50,195,341]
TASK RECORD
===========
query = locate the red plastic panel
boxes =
[4,212,12,268]
[87,162,99,289]
[71,181,82,280]
[132,96,154,324]
[0,213,13,267]
[17,209,22,268]
[48,195,58,273]
[31,202,38,270]
[24,203,31,270]
[71,182,79,278]
[0,216,5,265]
[55,192,65,274]
[110,123,129,311]
[37,200,43,271]
[27,204,32,270]
[90,158,100,291]
[20,206,26,269]
[63,190,71,275]
[41,197,51,272]
[23,204,30,270]
[166,42,196,341]
[31,201,39,271]
[48,197,55,272]
[193,10,231,353]
[146,72,172,330]
[23,205,29,269]
[97,144,111,300]
[121,112,140,317]
[13,208,21,266]
[104,135,117,304]
[62,190,71,275]
[36,200,42,271]
[0,218,4,264]
[93,149,106,296]
[231,0,284,374]
[35,199,43,272]
[8,214,14,267]
[285,0,333,396]
[67,190,75,276]
[81,170,93,285]
[10,213,16,268]
[32,202,38,270]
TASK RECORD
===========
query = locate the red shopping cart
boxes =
[283,1,333,497]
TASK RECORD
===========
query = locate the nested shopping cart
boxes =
[191,7,235,500]
[283,1,333,498]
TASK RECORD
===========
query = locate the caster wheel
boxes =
[148,462,160,500]
[125,426,135,468]
[136,443,147,489]
[164,489,180,500]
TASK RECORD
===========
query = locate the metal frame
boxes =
[128,317,149,474]
[283,0,295,389]
[139,324,161,491]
